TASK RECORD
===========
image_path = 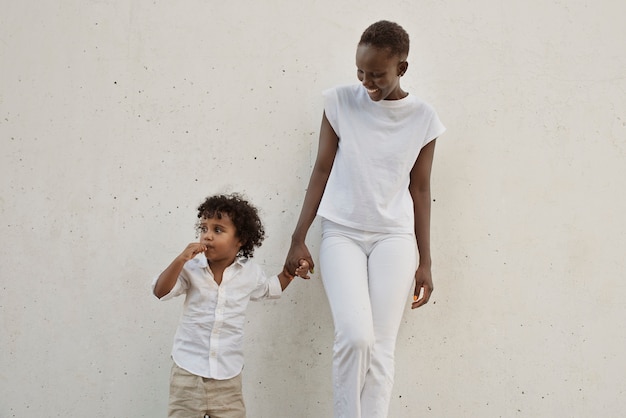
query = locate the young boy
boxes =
[152,193,308,418]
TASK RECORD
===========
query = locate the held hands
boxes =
[278,258,312,290]
[283,259,312,281]
[285,241,315,278]
[294,259,312,280]
[411,265,434,309]
[178,243,207,262]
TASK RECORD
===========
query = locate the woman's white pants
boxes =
[319,219,418,418]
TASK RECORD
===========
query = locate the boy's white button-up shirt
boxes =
[153,255,282,380]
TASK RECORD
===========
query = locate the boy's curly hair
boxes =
[359,20,410,59]
[196,193,265,258]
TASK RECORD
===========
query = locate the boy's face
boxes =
[356,44,408,101]
[197,214,242,265]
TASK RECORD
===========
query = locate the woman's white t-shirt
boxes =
[317,84,446,233]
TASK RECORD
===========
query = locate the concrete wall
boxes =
[2,1,625,417]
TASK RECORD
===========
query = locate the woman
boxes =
[285,20,446,418]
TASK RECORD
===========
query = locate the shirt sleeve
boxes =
[150,274,187,301]
[249,271,282,301]
[423,106,446,146]
[322,87,340,135]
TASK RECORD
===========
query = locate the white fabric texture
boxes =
[318,84,446,233]
[319,219,418,418]
[152,255,282,380]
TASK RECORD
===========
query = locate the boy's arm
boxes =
[277,259,310,291]
[277,268,294,291]
[250,260,309,301]
[153,243,206,299]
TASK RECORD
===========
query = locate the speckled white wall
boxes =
[2,1,626,417]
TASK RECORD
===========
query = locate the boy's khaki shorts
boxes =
[168,362,246,418]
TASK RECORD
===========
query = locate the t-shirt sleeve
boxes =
[423,107,446,147]
[322,87,340,135]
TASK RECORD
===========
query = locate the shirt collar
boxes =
[199,254,248,269]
